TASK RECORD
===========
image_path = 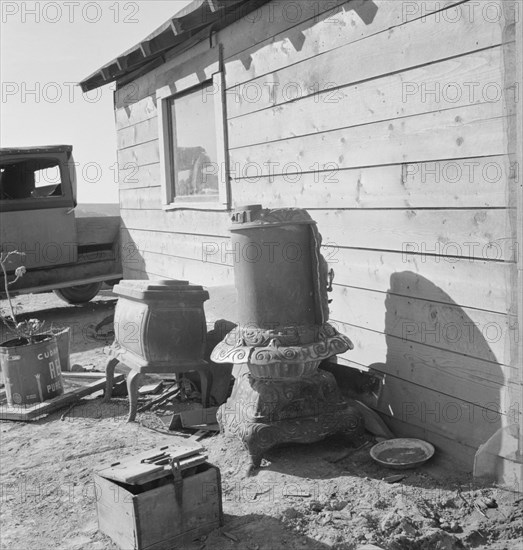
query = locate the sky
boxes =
[0,0,191,203]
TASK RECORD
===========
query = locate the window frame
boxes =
[157,70,229,211]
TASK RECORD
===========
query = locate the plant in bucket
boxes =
[0,251,64,406]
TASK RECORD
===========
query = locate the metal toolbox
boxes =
[94,443,223,550]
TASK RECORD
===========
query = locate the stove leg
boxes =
[246,451,263,477]
[243,423,276,476]
[246,463,259,477]
[198,365,212,407]
[126,370,142,422]
[103,357,119,403]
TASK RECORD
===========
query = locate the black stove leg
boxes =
[103,357,119,402]
[126,370,142,422]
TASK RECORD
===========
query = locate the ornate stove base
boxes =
[218,368,363,473]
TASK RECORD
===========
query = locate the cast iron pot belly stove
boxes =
[104,280,211,422]
[211,206,363,472]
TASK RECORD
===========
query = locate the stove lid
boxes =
[113,279,209,301]
[230,205,316,230]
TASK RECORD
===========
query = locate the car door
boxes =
[0,147,78,272]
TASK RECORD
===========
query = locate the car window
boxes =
[0,158,63,200]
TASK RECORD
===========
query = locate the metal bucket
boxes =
[0,334,64,406]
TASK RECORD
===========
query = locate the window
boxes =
[0,158,63,200]
[168,82,219,200]
[158,71,229,209]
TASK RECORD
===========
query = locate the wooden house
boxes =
[80,0,523,485]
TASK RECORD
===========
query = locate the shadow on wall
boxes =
[116,1,381,112]
[230,0,378,71]
[120,227,148,280]
[369,271,507,475]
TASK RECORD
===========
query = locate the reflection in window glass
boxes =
[169,83,218,200]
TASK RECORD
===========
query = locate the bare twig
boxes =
[136,385,179,413]
[222,531,239,543]
[0,251,43,342]
[474,501,488,518]
[456,486,470,507]
[0,252,23,335]
[60,403,77,421]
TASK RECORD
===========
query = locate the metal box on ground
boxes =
[94,444,223,550]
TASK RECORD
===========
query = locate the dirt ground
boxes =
[1,292,522,550]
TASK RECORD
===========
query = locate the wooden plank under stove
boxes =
[0,374,125,421]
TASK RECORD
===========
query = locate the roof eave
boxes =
[79,0,269,93]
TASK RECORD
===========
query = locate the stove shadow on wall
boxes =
[367,271,506,478]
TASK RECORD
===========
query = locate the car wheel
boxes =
[54,282,103,304]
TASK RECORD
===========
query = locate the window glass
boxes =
[169,83,219,200]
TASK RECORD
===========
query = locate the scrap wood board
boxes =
[180,406,218,428]
[0,373,125,421]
